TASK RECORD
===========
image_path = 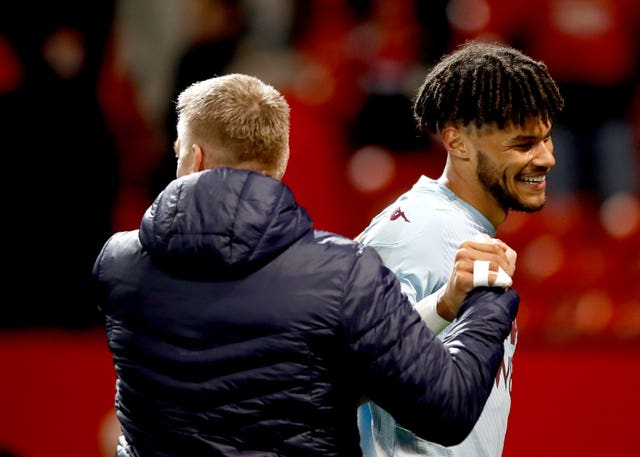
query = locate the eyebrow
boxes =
[509,129,552,142]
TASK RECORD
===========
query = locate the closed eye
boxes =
[513,143,536,151]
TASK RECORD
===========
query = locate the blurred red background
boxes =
[1,1,638,456]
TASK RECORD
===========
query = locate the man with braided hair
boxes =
[357,41,564,457]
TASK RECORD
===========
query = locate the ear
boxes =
[191,144,205,172]
[441,126,469,159]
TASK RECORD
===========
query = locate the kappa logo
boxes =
[390,207,410,222]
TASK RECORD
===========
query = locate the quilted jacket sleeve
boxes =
[342,246,518,446]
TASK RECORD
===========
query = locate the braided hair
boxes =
[413,40,564,134]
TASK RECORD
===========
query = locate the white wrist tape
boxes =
[415,289,451,334]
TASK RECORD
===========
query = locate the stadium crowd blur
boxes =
[0,0,640,339]
[1,0,638,339]
[0,2,638,457]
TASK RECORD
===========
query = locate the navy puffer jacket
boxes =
[93,168,518,457]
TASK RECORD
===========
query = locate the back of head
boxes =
[177,73,291,179]
[413,40,564,134]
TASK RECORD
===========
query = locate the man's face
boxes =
[469,118,555,213]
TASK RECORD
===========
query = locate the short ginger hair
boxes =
[176,73,291,179]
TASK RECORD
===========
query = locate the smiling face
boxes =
[473,118,555,213]
[442,117,556,226]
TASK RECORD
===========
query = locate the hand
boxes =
[437,236,517,321]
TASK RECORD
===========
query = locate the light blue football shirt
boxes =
[356,176,517,457]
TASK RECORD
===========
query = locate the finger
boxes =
[456,249,508,279]
[460,238,497,250]
[489,266,513,288]
[472,260,490,287]
[459,244,510,268]
[474,260,513,289]
[456,240,515,282]
[491,238,517,270]
[505,246,517,271]
[461,239,507,257]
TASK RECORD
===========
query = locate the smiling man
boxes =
[356,41,564,457]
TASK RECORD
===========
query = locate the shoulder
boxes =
[104,230,142,254]
[303,230,398,283]
[358,195,447,249]
[314,230,359,247]
[93,230,142,275]
[310,230,384,265]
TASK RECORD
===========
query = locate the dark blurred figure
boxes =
[348,0,451,152]
[150,0,248,195]
[1,2,118,328]
[0,450,19,457]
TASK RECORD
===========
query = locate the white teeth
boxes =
[521,176,545,183]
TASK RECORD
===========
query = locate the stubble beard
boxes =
[476,150,545,214]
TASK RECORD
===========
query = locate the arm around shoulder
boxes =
[346,246,520,446]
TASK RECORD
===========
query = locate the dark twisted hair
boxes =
[413,41,564,134]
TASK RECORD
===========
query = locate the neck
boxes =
[438,168,506,228]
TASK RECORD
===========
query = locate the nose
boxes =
[531,139,555,169]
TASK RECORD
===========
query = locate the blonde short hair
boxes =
[176,73,291,179]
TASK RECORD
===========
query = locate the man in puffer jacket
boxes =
[93,73,520,457]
